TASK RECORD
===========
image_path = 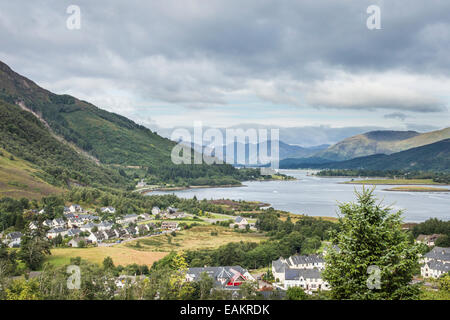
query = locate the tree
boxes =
[286,286,308,300]
[5,278,41,300]
[103,256,115,271]
[322,188,421,300]
[18,224,51,270]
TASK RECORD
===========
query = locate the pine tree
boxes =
[322,187,421,300]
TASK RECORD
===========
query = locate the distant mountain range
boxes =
[315,128,450,161]
[280,139,450,171]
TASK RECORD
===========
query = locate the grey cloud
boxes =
[0,0,450,113]
[384,112,408,121]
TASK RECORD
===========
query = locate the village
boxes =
[1,201,448,298]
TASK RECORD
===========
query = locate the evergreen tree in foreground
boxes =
[322,187,421,300]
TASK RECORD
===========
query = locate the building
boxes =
[101,206,116,214]
[420,246,450,279]
[47,227,68,239]
[421,260,450,279]
[186,266,255,289]
[68,237,87,248]
[67,229,82,237]
[69,204,83,213]
[96,221,113,231]
[272,254,329,293]
[5,232,23,248]
[229,216,251,229]
[161,221,179,231]
[283,268,329,292]
[52,218,66,228]
[117,214,138,225]
[416,234,444,247]
[151,206,161,215]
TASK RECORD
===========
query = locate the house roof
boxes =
[285,268,322,280]
[235,216,245,223]
[272,258,289,273]
[187,266,251,287]
[425,247,450,262]
[7,232,23,239]
[426,260,450,273]
[289,254,324,266]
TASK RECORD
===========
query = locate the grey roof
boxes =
[7,232,23,239]
[122,214,138,219]
[290,254,324,266]
[272,258,288,273]
[426,260,450,273]
[48,227,67,233]
[285,268,322,280]
[67,229,82,236]
[235,216,245,223]
[425,247,450,262]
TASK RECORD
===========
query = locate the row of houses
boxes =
[87,223,157,243]
[272,253,329,293]
[151,206,186,219]
[420,246,450,279]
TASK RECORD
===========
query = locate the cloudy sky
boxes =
[0,0,449,144]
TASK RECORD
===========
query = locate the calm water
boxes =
[148,170,450,222]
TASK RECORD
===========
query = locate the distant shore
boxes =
[383,186,450,192]
[341,178,447,186]
[141,183,245,194]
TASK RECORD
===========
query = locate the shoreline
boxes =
[142,183,246,194]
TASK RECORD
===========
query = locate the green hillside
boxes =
[281,139,450,171]
[316,128,450,161]
[0,100,129,189]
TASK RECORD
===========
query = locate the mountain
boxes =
[280,139,450,171]
[181,140,328,165]
[315,128,450,161]
[0,99,129,192]
[0,60,257,192]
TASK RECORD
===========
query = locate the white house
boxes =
[80,222,96,232]
[69,204,83,213]
[421,260,450,279]
[272,254,328,293]
[52,218,66,228]
[161,221,179,231]
[101,206,116,214]
[6,232,23,248]
[229,216,250,229]
[96,221,113,231]
[151,206,161,215]
[117,214,138,225]
[420,247,450,279]
[416,234,443,247]
[283,268,329,292]
[47,227,68,239]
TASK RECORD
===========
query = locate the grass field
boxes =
[0,148,63,199]
[45,225,267,267]
[343,179,444,185]
[47,247,168,267]
[122,225,268,252]
[385,186,450,192]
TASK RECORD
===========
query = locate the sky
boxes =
[0,0,449,145]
